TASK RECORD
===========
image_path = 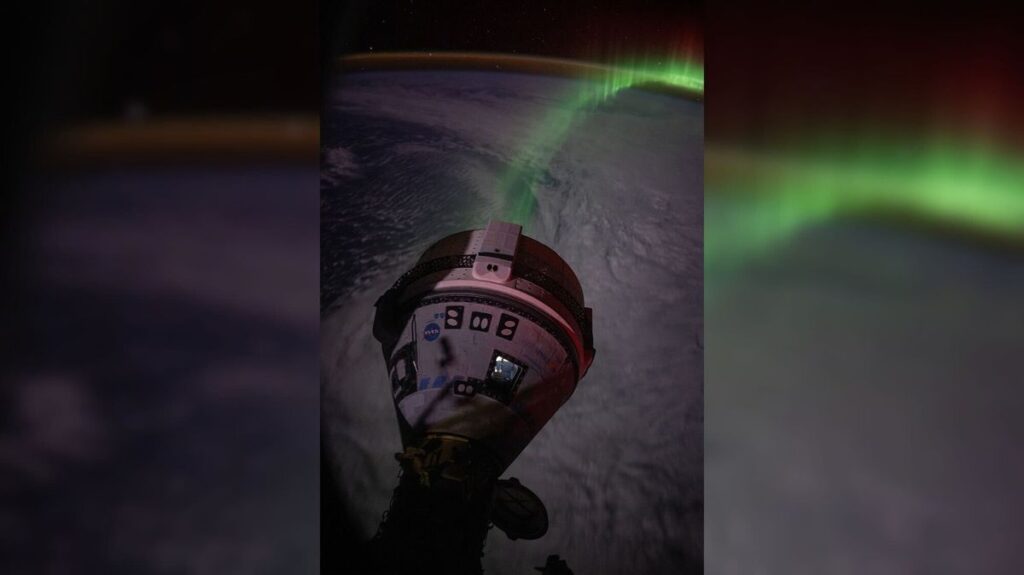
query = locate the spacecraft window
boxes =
[491,355,522,383]
[483,350,527,404]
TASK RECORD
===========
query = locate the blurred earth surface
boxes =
[4,166,320,574]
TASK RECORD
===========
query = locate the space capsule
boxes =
[373,220,595,475]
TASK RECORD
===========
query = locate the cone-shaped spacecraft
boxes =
[373,220,595,472]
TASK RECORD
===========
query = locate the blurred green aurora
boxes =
[706,140,1024,271]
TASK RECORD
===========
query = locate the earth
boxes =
[5,165,320,574]
[705,222,1024,575]
[3,60,1017,575]
[321,67,704,574]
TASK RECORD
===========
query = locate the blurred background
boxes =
[2,1,318,573]
[704,2,1024,574]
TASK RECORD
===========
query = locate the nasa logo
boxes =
[423,322,441,342]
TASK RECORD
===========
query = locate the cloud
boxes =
[0,374,108,484]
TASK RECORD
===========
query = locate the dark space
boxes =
[323,0,702,62]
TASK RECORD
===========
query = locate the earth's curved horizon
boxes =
[337,51,704,101]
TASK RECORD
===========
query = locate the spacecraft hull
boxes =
[374,221,595,471]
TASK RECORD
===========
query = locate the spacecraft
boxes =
[371,220,594,563]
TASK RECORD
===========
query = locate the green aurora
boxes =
[497,58,704,225]
[706,140,1024,271]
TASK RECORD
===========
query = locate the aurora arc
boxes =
[705,141,1024,271]
[497,58,703,226]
